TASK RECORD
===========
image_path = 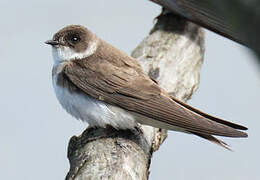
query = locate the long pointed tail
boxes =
[192,132,232,151]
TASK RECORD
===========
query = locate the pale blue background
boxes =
[0,0,259,179]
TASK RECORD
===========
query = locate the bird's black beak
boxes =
[45,40,60,46]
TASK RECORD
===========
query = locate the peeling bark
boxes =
[66,10,205,180]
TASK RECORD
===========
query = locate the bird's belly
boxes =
[52,75,137,129]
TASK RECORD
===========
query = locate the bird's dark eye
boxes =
[66,33,81,45]
[71,36,80,42]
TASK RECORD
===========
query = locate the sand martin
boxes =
[46,25,247,149]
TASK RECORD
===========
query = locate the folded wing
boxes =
[63,55,247,138]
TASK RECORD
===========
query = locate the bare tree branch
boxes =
[151,0,260,61]
[65,10,205,180]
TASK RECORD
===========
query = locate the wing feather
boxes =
[171,97,248,130]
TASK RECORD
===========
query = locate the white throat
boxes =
[52,40,98,66]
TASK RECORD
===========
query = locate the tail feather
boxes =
[192,132,232,151]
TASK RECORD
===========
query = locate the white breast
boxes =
[52,73,137,129]
[51,44,137,129]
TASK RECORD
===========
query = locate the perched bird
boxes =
[46,25,247,149]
